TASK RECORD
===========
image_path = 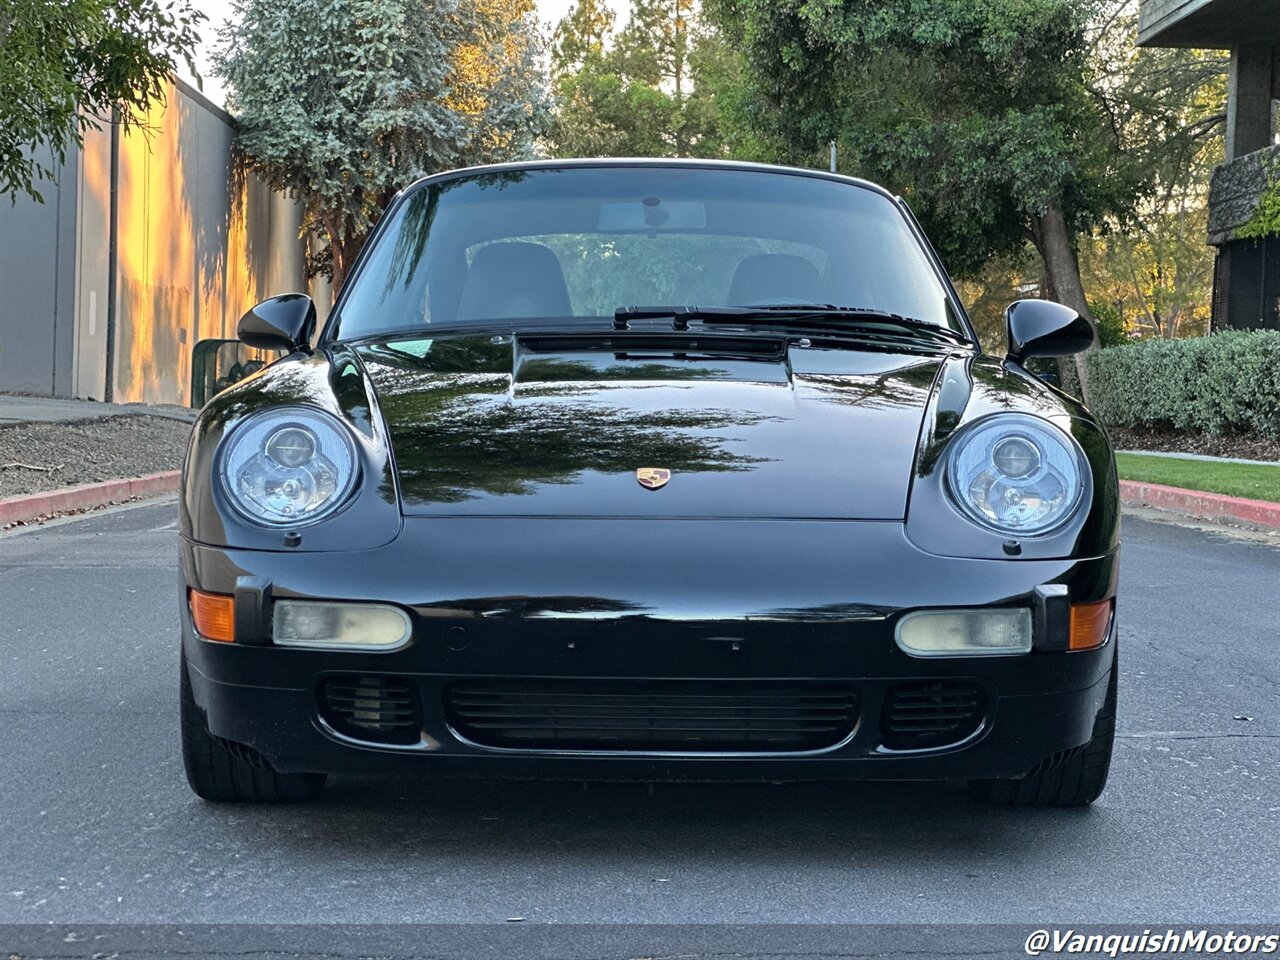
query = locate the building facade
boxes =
[1139,0,1280,331]
[0,79,330,406]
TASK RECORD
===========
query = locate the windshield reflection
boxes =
[336,166,956,339]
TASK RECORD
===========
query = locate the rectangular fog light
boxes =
[273,600,411,651]
[895,608,1032,658]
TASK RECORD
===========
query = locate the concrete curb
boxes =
[1120,479,1280,529]
[0,470,180,527]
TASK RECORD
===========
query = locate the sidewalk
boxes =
[1119,448,1279,468]
[0,394,196,425]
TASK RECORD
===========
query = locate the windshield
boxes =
[333,166,961,340]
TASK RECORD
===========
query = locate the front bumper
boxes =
[181,518,1118,781]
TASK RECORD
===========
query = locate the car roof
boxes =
[399,157,901,203]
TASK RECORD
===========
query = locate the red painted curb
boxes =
[0,470,180,527]
[1120,479,1280,529]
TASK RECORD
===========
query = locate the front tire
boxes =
[968,646,1117,808]
[181,651,326,802]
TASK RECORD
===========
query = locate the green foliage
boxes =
[1076,25,1225,339]
[953,246,1043,353]
[706,0,1228,358]
[1088,300,1134,348]
[1236,155,1280,240]
[217,0,548,288]
[708,0,1120,271]
[546,0,744,159]
[1087,331,1280,438]
[1237,184,1280,240]
[0,0,203,202]
[1080,193,1216,340]
[551,0,613,71]
[1115,453,1280,503]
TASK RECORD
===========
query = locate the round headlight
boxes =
[219,407,359,526]
[944,414,1086,536]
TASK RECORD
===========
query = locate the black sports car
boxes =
[179,160,1119,806]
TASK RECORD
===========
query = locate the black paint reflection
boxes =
[755,602,895,622]
[801,362,937,411]
[366,358,775,505]
[355,333,947,518]
[418,594,648,619]
[359,336,782,506]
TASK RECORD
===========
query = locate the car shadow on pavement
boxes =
[227,774,1098,870]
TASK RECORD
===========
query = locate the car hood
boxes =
[354,332,945,520]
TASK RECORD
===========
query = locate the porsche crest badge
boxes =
[636,467,671,490]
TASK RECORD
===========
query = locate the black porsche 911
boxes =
[179,159,1119,806]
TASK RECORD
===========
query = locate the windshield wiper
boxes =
[613,304,971,345]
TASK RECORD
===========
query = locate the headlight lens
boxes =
[944,414,1085,535]
[219,407,359,525]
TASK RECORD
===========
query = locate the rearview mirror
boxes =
[597,199,707,232]
[1005,299,1095,364]
[237,294,317,353]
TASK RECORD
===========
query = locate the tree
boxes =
[708,0,1224,396]
[551,0,614,76]
[217,0,548,291]
[546,0,737,160]
[446,0,550,163]
[0,0,202,203]
[953,247,1046,354]
[546,1,625,157]
[1077,10,1225,341]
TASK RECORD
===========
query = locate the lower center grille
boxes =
[445,679,859,753]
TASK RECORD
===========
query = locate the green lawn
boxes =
[1116,453,1280,503]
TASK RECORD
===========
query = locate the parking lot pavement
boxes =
[1,501,1277,926]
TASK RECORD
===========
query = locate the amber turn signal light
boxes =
[1069,598,1113,651]
[189,588,236,643]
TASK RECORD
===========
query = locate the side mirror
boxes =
[1005,299,1095,364]
[237,294,316,353]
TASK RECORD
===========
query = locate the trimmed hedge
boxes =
[1086,330,1280,439]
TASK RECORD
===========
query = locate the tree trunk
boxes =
[328,222,365,297]
[1030,202,1097,404]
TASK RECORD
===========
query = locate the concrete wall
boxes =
[0,146,79,397]
[1208,144,1280,244]
[74,123,113,401]
[0,78,332,406]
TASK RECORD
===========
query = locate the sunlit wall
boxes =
[109,78,329,404]
[0,77,331,406]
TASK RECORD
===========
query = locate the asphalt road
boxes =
[1,501,1277,935]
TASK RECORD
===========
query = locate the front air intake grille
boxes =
[881,680,985,751]
[319,675,421,745]
[445,679,858,753]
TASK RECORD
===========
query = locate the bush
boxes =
[1088,300,1134,348]
[1086,330,1280,438]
